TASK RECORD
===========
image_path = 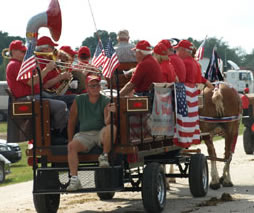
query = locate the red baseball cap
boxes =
[37,36,58,47]
[132,40,152,51]
[60,46,77,57]
[86,74,101,83]
[174,40,194,50]
[9,40,27,52]
[159,39,173,49]
[244,88,249,93]
[78,46,91,58]
[153,43,168,56]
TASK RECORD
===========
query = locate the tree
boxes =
[81,30,117,56]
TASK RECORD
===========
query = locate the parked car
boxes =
[0,139,22,163]
[0,154,11,183]
[0,81,8,121]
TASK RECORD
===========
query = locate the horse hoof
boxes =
[219,177,224,184]
[222,182,233,187]
[210,183,221,190]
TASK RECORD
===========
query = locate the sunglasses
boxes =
[88,84,100,88]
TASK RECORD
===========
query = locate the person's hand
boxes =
[45,61,56,72]
[60,72,72,81]
[108,103,116,113]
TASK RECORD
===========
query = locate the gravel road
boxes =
[0,135,254,213]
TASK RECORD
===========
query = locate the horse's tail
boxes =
[212,87,224,116]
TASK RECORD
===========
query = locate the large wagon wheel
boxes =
[243,128,254,154]
[142,162,166,213]
[189,153,209,197]
[33,170,60,213]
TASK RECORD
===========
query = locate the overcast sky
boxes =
[1,0,253,54]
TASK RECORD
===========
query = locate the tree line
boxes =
[0,29,253,81]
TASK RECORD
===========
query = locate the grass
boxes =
[0,122,7,133]
[1,141,33,187]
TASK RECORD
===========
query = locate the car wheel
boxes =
[0,162,6,183]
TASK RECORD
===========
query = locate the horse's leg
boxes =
[168,164,176,183]
[220,130,235,187]
[204,136,221,190]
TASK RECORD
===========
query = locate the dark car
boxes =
[0,154,11,183]
[0,139,22,163]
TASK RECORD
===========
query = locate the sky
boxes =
[1,0,254,54]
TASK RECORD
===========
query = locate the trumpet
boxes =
[2,48,11,59]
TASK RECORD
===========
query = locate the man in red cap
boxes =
[120,40,163,96]
[159,39,186,82]
[36,36,75,108]
[67,74,116,190]
[78,46,91,65]
[174,39,213,88]
[59,45,77,64]
[6,39,69,135]
[153,42,177,83]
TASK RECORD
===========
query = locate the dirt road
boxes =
[0,135,254,213]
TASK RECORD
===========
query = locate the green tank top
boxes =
[76,94,110,131]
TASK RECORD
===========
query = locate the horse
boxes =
[199,82,242,190]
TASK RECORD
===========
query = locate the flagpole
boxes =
[87,0,100,41]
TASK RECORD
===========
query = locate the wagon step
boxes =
[206,156,227,162]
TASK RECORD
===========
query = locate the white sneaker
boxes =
[98,154,110,168]
[66,176,82,191]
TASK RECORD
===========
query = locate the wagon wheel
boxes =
[243,128,254,154]
[33,194,60,213]
[189,153,208,197]
[142,163,166,213]
[94,169,115,200]
[33,170,61,213]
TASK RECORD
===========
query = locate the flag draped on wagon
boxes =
[151,86,174,136]
[173,83,200,148]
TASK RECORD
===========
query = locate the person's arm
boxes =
[104,103,116,125]
[43,71,72,89]
[26,61,56,86]
[120,81,135,96]
[68,100,78,142]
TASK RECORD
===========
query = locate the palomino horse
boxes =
[199,82,242,190]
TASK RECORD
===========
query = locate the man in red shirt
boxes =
[174,40,213,88]
[6,40,69,133]
[159,39,186,82]
[120,40,163,96]
[153,42,176,83]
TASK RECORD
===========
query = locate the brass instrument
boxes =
[2,48,11,60]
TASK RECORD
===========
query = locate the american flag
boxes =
[173,83,200,148]
[16,42,37,81]
[91,40,106,68]
[195,36,207,61]
[102,39,120,78]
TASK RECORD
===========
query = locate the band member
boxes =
[59,45,77,64]
[77,46,91,65]
[153,42,177,83]
[114,29,136,63]
[36,36,75,108]
[120,40,163,96]
[6,40,69,133]
[159,39,186,83]
[67,74,116,190]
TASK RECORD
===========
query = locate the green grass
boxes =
[0,122,7,133]
[1,142,33,187]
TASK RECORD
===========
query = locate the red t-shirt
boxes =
[131,55,163,92]
[160,60,176,83]
[182,56,197,83]
[169,54,186,82]
[6,59,40,98]
[194,60,206,84]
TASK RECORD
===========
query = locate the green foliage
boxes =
[81,29,117,56]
